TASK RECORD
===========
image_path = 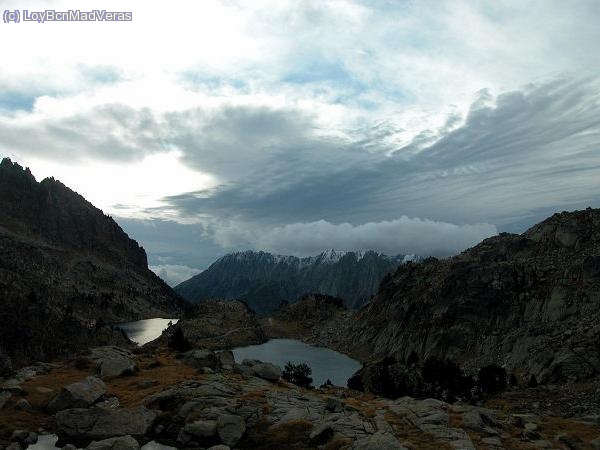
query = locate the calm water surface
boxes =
[232,338,362,387]
[118,318,178,345]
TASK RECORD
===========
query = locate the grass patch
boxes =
[241,419,314,449]
[105,351,201,407]
[0,363,93,437]
[0,350,201,435]
[323,436,352,450]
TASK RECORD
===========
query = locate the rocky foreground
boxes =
[1,344,600,450]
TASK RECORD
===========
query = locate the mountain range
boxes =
[175,249,417,314]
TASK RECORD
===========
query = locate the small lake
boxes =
[117,318,178,345]
[232,338,362,387]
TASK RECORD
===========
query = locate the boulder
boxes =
[217,414,246,447]
[233,363,254,378]
[47,376,107,412]
[1,379,24,395]
[90,347,137,379]
[0,390,11,409]
[97,358,136,379]
[94,397,120,409]
[10,430,38,446]
[184,419,218,438]
[325,397,344,413]
[85,435,140,450]
[216,351,235,368]
[15,398,33,411]
[55,407,156,441]
[351,432,408,450]
[246,361,281,382]
[183,349,219,370]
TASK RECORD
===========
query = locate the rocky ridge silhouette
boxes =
[0,158,190,367]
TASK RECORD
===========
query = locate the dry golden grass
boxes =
[449,412,463,428]
[105,351,202,407]
[0,350,202,436]
[0,408,50,437]
[241,419,314,449]
[0,363,94,436]
[239,388,267,401]
[539,416,599,448]
[323,436,352,450]
[484,394,600,449]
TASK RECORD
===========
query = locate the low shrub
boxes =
[282,362,313,388]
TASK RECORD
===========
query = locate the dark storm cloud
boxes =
[163,105,367,183]
[158,77,600,232]
[6,76,599,259]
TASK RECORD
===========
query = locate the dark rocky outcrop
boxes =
[0,348,12,378]
[47,376,107,412]
[85,435,140,450]
[175,250,415,314]
[55,406,157,444]
[344,208,600,393]
[0,158,190,366]
[154,300,266,351]
[89,347,138,379]
[262,293,353,347]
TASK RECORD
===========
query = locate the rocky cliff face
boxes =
[261,293,351,343]
[176,249,414,314]
[154,299,266,351]
[344,208,600,388]
[0,158,190,366]
[0,158,148,270]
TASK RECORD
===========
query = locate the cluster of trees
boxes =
[282,362,313,388]
[168,326,192,352]
[348,354,519,403]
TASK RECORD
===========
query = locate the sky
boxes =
[1,0,600,285]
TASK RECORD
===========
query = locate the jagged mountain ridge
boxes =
[0,158,190,366]
[342,207,600,388]
[0,158,148,270]
[175,249,416,314]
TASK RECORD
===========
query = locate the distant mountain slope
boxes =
[0,158,190,366]
[343,207,600,390]
[175,249,416,314]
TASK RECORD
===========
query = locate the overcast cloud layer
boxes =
[2,0,600,274]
